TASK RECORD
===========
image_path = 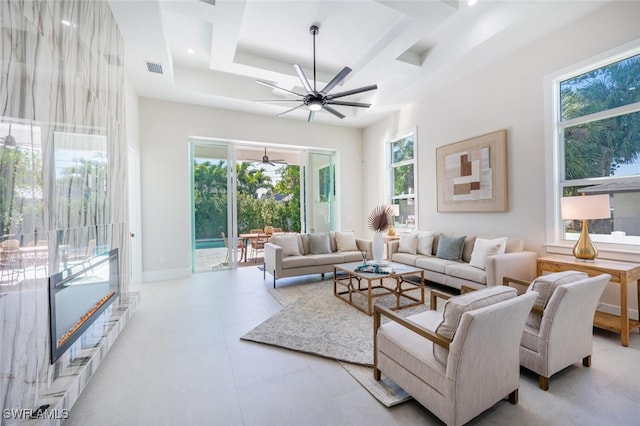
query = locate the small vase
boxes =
[372,232,384,264]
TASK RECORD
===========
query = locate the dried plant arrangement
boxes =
[367,205,392,232]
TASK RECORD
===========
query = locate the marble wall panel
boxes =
[0,0,130,421]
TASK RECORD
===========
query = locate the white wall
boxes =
[139,99,362,280]
[363,1,640,255]
[363,1,640,317]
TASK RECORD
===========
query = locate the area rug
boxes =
[240,278,447,406]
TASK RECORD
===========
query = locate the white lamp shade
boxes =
[389,204,400,216]
[561,194,611,220]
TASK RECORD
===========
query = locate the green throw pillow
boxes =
[436,235,466,261]
[309,232,331,254]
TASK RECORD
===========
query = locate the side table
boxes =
[536,255,640,347]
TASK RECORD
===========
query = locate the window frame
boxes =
[545,39,640,253]
[387,128,418,232]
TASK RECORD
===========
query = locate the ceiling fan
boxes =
[256,24,378,122]
[251,148,287,167]
[1,124,16,148]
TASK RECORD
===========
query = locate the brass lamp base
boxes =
[387,226,396,237]
[573,219,598,261]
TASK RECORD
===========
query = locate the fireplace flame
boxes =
[57,291,116,348]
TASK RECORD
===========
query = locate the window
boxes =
[551,46,640,247]
[389,130,417,231]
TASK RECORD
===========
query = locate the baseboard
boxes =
[142,267,191,282]
[598,302,639,321]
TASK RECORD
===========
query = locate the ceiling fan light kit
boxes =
[256,24,378,122]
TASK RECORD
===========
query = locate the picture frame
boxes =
[436,129,507,212]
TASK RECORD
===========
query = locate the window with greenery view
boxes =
[556,49,640,245]
[389,132,417,230]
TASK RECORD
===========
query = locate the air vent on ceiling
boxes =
[199,0,216,6]
[146,61,163,74]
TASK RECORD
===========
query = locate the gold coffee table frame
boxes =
[333,261,425,316]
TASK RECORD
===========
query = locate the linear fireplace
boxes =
[49,249,119,363]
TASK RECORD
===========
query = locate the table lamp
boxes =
[386,204,400,236]
[561,194,610,261]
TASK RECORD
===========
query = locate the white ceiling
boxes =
[108,0,611,128]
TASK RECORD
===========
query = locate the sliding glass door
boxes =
[302,151,335,233]
[190,141,239,271]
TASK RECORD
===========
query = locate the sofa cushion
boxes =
[415,256,458,274]
[436,235,466,261]
[307,253,346,266]
[434,286,518,365]
[341,251,364,263]
[444,263,487,285]
[309,232,331,254]
[505,238,524,253]
[398,233,419,254]
[329,232,338,252]
[336,231,358,252]
[525,270,588,328]
[391,252,423,266]
[300,233,310,254]
[281,255,316,269]
[462,236,477,263]
[417,231,435,256]
[469,237,507,270]
[271,234,302,257]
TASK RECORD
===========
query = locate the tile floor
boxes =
[66,266,640,425]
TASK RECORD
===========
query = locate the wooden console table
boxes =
[536,255,640,347]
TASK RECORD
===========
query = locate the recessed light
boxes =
[61,20,71,26]
[187,48,195,55]
[468,0,478,5]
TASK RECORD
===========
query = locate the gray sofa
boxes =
[264,231,371,287]
[388,232,537,290]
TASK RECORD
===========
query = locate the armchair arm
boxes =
[374,304,450,350]
[430,289,453,310]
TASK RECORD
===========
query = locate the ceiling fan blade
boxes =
[326,100,371,108]
[322,105,345,119]
[255,99,303,103]
[326,84,378,100]
[277,104,305,117]
[257,79,305,97]
[320,67,351,95]
[308,111,315,122]
[293,64,314,94]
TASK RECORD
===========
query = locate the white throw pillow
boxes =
[274,234,301,257]
[335,231,358,252]
[398,233,419,254]
[469,237,507,270]
[417,231,435,255]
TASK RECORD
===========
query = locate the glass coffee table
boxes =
[333,261,424,316]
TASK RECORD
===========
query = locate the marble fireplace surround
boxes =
[1,1,134,423]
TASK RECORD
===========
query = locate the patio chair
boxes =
[221,232,245,264]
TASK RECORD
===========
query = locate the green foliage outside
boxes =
[561,54,640,189]
[193,160,301,240]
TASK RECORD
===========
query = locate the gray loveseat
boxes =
[388,232,537,290]
[264,231,371,287]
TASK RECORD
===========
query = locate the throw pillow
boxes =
[525,270,588,328]
[398,233,419,254]
[436,235,466,261]
[273,234,301,257]
[434,286,518,365]
[417,231,435,256]
[469,237,508,270]
[335,231,358,252]
[309,232,331,254]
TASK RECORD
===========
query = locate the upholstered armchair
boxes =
[504,271,610,390]
[374,286,537,426]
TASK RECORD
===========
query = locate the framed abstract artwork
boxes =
[436,129,507,212]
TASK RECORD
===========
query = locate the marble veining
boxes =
[1,1,131,422]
